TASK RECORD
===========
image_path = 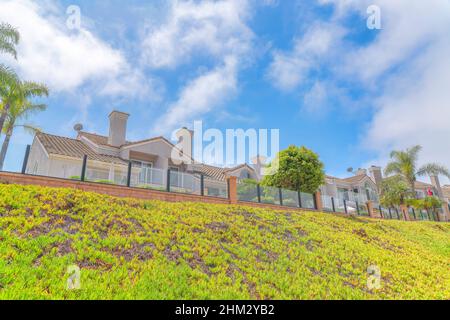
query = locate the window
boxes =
[132,161,153,184]
[337,188,350,201]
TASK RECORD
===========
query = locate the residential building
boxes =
[26,111,258,197]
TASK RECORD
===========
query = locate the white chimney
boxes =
[108,111,129,147]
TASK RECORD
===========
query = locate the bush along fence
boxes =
[2,145,447,222]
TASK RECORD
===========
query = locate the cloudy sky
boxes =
[1,0,449,183]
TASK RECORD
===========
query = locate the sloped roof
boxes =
[78,132,111,146]
[37,133,128,165]
[414,180,434,189]
[326,174,375,186]
[191,163,256,182]
[341,174,370,185]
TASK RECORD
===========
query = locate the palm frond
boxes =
[406,145,422,164]
[384,162,401,177]
[0,64,19,86]
[16,124,41,135]
[417,163,450,178]
[0,23,20,59]
[21,81,50,98]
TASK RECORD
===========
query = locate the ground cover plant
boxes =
[0,183,449,300]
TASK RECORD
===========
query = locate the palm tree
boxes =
[0,100,46,170]
[0,22,20,58]
[384,145,450,198]
[0,80,49,140]
[0,23,20,99]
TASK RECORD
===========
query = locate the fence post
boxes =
[126,162,132,187]
[367,201,375,218]
[344,200,348,214]
[257,184,262,203]
[200,174,205,196]
[395,207,401,220]
[21,145,31,174]
[331,197,336,212]
[314,191,323,211]
[228,176,238,204]
[279,188,283,206]
[166,169,171,192]
[356,201,361,216]
[379,205,384,219]
[80,155,88,182]
[412,207,417,220]
[298,191,303,208]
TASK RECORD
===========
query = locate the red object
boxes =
[427,188,434,196]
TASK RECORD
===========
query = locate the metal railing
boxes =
[19,149,229,200]
[237,180,319,210]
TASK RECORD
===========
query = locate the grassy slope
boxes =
[0,184,449,300]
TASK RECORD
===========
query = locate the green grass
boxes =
[0,183,449,300]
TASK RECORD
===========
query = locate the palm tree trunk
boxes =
[0,127,12,171]
[0,103,10,136]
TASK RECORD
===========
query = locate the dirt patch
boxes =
[27,216,80,237]
[77,258,113,271]
[297,228,309,237]
[353,228,369,239]
[205,222,229,232]
[106,243,155,262]
[33,240,74,266]
[187,251,213,276]
[304,239,322,252]
[254,244,279,262]
[282,230,295,242]
[237,211,262,221]
[163,245,183,264]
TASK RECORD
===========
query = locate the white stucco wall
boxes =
[26,138,50,176]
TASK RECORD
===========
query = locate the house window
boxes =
[169,167,180,187]
[338,188,350,201]
[132,161,153,184]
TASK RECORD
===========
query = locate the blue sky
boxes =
[1,0,449,183]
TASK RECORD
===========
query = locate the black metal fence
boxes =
[18,146,229,200]
[237,180,318,210]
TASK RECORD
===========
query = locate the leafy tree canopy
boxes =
[262,145,325,194]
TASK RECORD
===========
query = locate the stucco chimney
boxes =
[355,168,367,176]
[430,175,444,198]
[369,166,383,190]
[108,111,129,147]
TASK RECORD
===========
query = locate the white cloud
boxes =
[141,0,253,69]
[152,56,238,134]
[266,23,345,91]
[143,0,254,134]
[0,0,153,98]
[268,0,450,177]
[337,0,450,177]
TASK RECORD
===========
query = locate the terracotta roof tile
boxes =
[37,133,128,165]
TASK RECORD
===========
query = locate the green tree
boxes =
[379,176,412,208]
[385,145,450,197]
[262,145,325,194]
[0,100,46,170]
[0,81,49,141]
